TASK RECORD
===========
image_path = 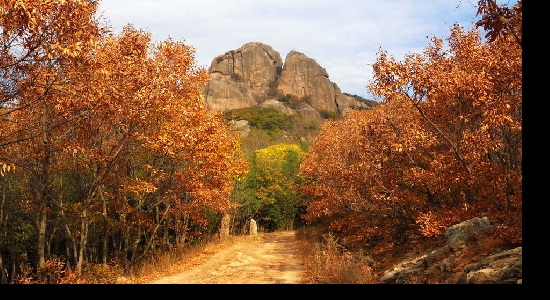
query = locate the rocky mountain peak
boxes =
[202,42,370,119]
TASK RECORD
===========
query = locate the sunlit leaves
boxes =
[0,162,15,176]
[0,0,249,278]
[231,143,306,231]
[301,0,521,248]
[476,0,522,47]
[254,143,307,201]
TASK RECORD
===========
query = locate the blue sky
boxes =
[97,0,485,100]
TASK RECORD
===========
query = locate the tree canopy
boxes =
[231,143,307,232]
[299,0,521,249]
[0,0,521,284]
[0,0,248,282]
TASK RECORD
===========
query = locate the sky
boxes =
[97,0,484,100]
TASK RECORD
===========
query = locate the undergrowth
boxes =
[295,227,377,284]
[17,229,415,284]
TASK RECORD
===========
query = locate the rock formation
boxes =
[380,217,522,284]
[204,42,282,111]
[250,219,257,235]
[202,42,370,118]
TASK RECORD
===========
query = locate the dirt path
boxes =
[147,231,305,284]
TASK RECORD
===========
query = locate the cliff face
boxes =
[202,42,369,118]
[204,42,282,111]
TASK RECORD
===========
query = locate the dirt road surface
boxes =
[148,231,305,284]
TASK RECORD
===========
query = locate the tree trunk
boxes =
[176,214,190,246]
[100,186,107,265]
[59,197,77,272]
[76,204,88,275]
[37,89,54,271]
[0,181,7,283]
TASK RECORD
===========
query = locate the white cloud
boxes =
[97,0,488,99]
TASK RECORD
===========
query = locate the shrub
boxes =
[319,110,340,120]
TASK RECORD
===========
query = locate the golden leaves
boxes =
[0,163,15,176]
[1,0,248,231]
[123,178,158,195]
[476,0,522,47]
[303,0,521,246]
[415,211,447,237]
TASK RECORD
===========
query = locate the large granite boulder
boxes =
[203,42,370,117]
[380,217,522,284]
[445,217,493,252]
[277,51,337,113]
[204,42,282,112]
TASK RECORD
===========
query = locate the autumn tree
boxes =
[368,0,521,242]
[54,24,248,274]
[0,1,248,282]
[300,0,521,251]
[476,0,522,47]
[0,0,104,277]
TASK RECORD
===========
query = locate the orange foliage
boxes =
[476,0,522,47]
[0,1,248,279]
[300,0,521,249]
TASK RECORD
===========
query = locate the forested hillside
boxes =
[0,0,521,284]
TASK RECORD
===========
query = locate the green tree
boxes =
[231,143,307,232]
